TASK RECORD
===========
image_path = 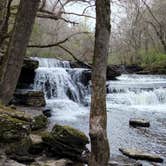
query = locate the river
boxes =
[33,57,166,165]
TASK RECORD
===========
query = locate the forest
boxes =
[0,0,166,166]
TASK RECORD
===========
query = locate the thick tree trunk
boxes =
[89,0,111,166]
[0,0,40,105]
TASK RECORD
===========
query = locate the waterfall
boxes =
[33,57,90,103]
[32,58,166,163]
[107,74,166,107]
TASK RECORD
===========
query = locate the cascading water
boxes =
[33,57,90,123]
[33,57,90,103]
[33,58,166,164]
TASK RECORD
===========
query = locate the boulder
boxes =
[0,105,31,143]
[119,148,163,163]
[17,58,39,89]
[42,124,89,161]
[13,90,46,107]
[129,119,150,128]
[0,56,39,89]
[80,70,91,86]
[31,115,48,131]
[42,109,52,117]
[107,65,121,80]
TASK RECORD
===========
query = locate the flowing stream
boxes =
[33,57,166,165]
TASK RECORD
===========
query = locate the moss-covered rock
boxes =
[51,125,89,146]
[42,124,89,161]
[5,137,32,156]
[0,106,31,143]
[31,115,48,131]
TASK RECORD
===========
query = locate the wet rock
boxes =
[66,88,77,101]
[42,124,89,161]
[107,65,121,80]
[129,119,150,128]
[13,90,46,107]
[17,57,39,89]
[109,155,143,166]
[119,148,163,163]
[80,70,91,86]
[0,106,31,143]
[31,115,48,131]
[42,109,52,117]
[108,161,142,166]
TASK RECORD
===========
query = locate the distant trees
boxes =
[89,0,111,165]
[0,0,40,104]
[110,0,166,65]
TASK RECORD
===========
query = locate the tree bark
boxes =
[0,0,11,47]
[89,0,111,166]
[0,0,40,105]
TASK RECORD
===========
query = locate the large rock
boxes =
[17,58,39,89]
[13,90,46,107]
[107,65,121,80]
[42,124,89,161]
[129,119,150,128]
[0,105,31,143]
[0,56,39,89]
[119,148,163,163]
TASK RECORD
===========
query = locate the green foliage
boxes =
[140,50,166,67]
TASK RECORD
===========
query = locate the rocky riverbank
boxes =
[0,105,89,166]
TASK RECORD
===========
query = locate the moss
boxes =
[52,124,89,144]
[6,137,32,156]
[0,105,31,143]
[31,115,48,131]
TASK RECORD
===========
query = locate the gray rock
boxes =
[14,90,46,107]
[119,148,163,163]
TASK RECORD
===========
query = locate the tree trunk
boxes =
[89,0,111,165]
[0,0,10,47]
[0,0,40,105]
